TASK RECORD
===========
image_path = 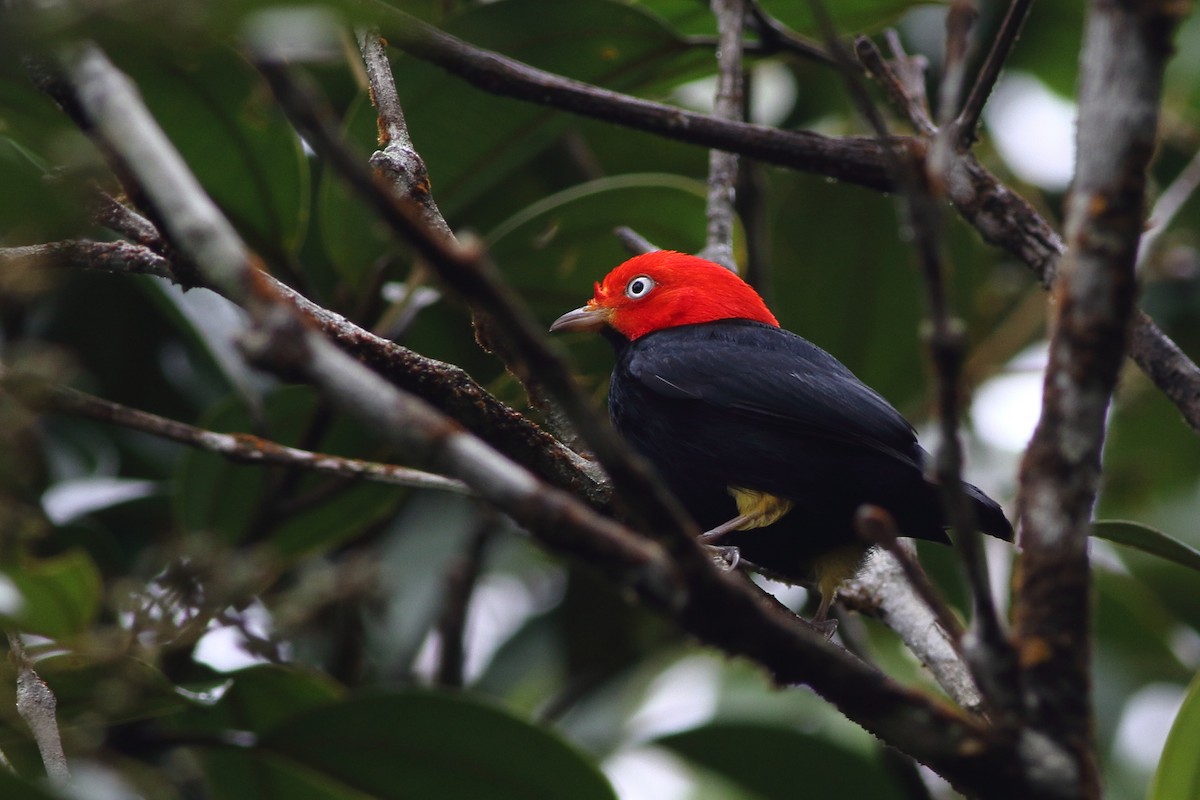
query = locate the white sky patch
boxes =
[624,654,722,744]
[603,746,694,800]
[194,600,287,672]
[413,568,566,684]
[0,575,23,616]
[674,60,798,127]
[971,341,1049,453]
[1112,682,1187,773]
[983,72,1077,192]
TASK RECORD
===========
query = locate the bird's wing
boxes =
[625,322,920,462]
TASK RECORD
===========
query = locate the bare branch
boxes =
[953,0,1035,150]
[698,0,745,270]
[6,632,69,785]
[435,508,496,689]
[356,28,453,241]
[746,1,833,65]
[371,1,895,191]
[0,370,470,495]
[855,35,936,136]
[1,240,172,280]
[613,226,658,255]
[841,547,983,713]
[1014,3,1184,793]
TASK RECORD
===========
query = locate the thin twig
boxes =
[613,226,659,255]
[855,35,935,136]
[1138,144,1200,266]
[86,186,167,251]
[746,0,833,65]
[953,0,1034,150]
[929,0,979,178]
[356,27,453,241]
[435,508,497,689]
[698,0,745,270]
[0,369,470,495]
[6,632,69,785]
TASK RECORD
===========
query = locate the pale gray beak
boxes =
[549,304,611,333]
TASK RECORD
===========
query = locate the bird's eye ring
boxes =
[625,275,656,299]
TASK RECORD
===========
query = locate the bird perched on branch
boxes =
[551,250,1011,623]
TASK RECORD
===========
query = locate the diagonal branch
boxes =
[0,370,469,495]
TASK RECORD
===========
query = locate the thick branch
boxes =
[1014,2,1183,796]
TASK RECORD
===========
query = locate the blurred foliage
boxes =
[0,0,1199,798]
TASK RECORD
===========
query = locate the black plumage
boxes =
[605,319,1012,587]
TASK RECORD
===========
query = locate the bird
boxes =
[550,250,1012,623]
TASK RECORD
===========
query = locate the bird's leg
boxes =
[697,514,754,544]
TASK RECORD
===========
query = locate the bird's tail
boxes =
[963,481,1013,541]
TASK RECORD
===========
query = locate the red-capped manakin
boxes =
[551,251,1012,621]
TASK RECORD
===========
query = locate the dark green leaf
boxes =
[258,691,617,800]
[113,41,310,257]
[1092,520,1200,574]
[1,550,102,639]
[657,721,906,800]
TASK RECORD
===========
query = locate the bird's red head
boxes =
[550,251,779,340]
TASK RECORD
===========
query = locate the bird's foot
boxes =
[806,617,838,639]
[706,545,741,572]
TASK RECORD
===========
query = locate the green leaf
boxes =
[657,722,907,800]
[168,665,348,800]
[257,691,617,800]
[1091,520,1200,574]
[174,387,400,554]
[1,550,102,639]
[113,41,310,257]
[1149,670,1200,800]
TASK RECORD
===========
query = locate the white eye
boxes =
[625,275,656,299]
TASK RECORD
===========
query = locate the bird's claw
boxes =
[706,545,741,572]
[807,617,838,639]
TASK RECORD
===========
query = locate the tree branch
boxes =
[6,632,69,786]
[952,0,1034,150]
[0,369,470,495]
[698,0,745,269]
[1014,3,1184,795]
